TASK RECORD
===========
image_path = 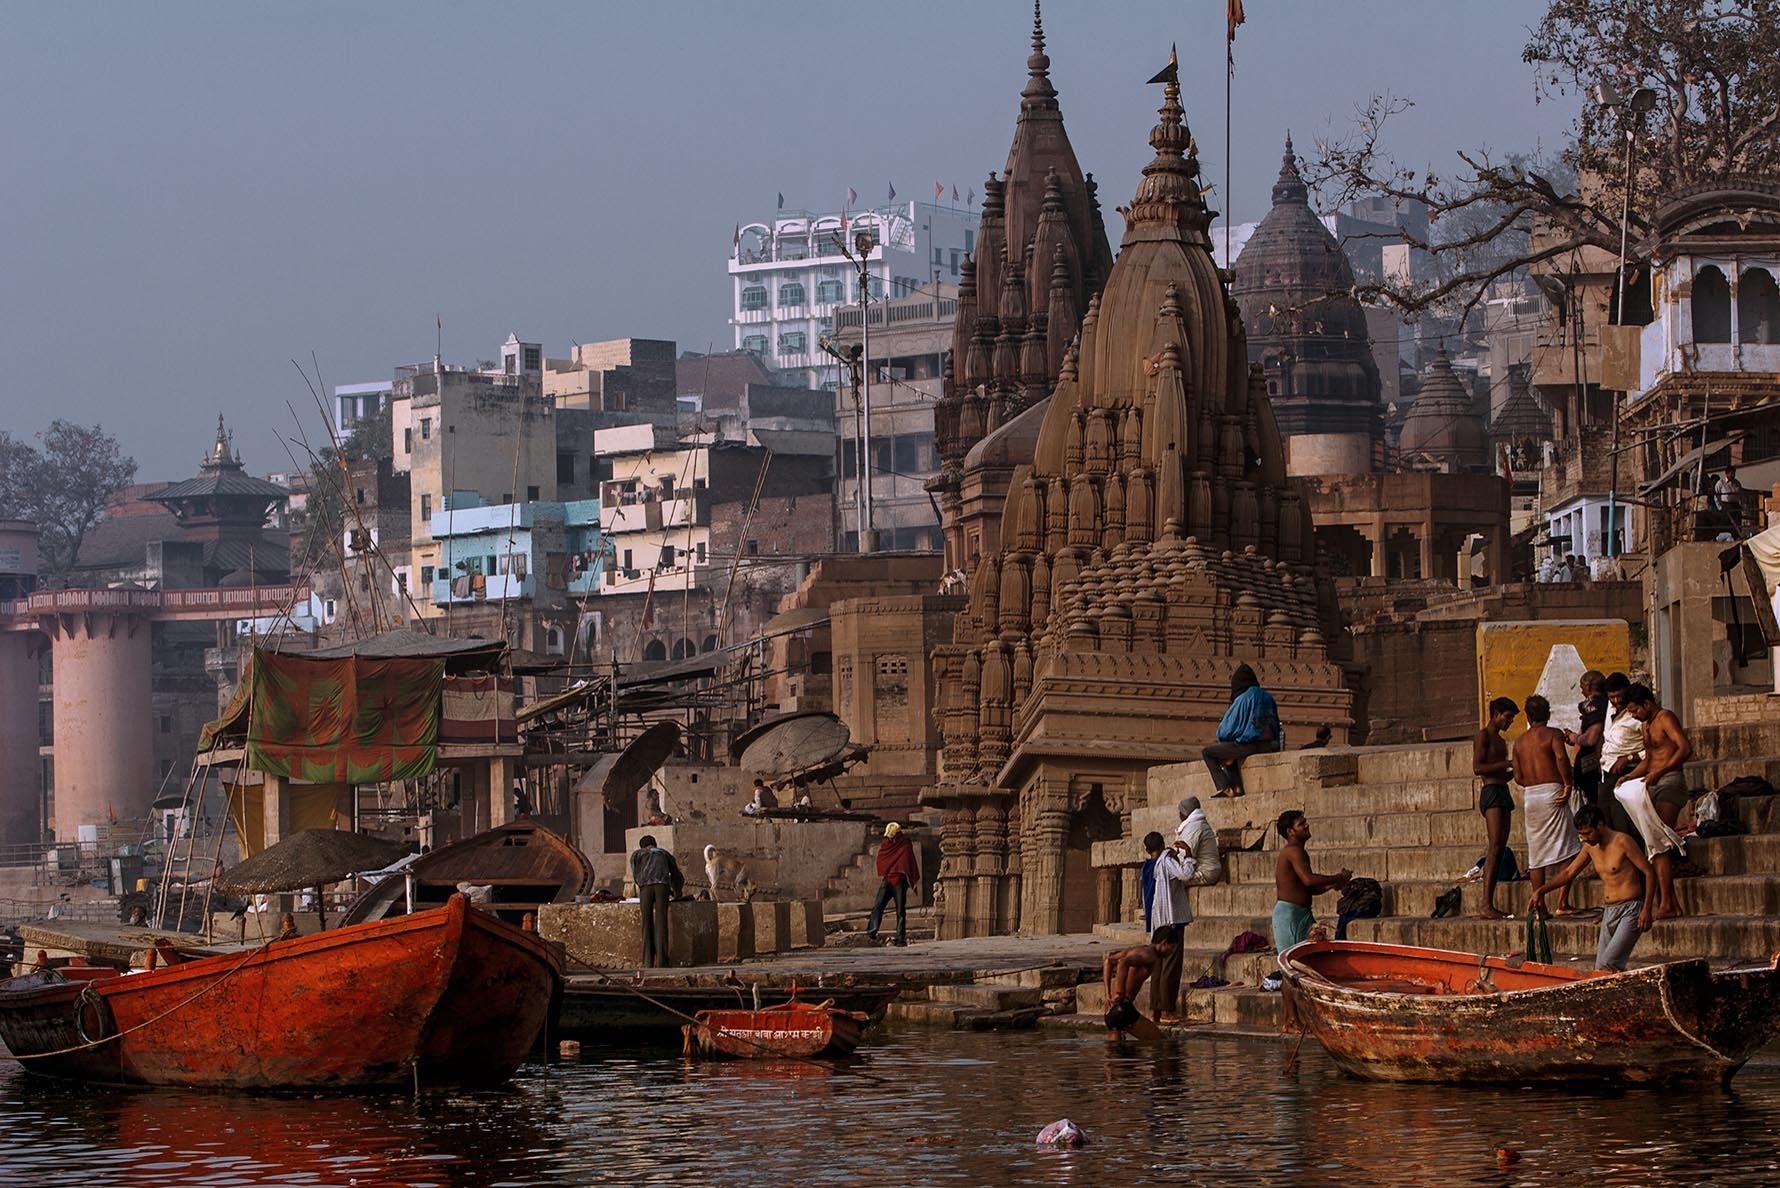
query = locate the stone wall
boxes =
[623,820,879,903]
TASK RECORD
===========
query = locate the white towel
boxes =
[1614,777,1686,859]
[1522,782,1582,870]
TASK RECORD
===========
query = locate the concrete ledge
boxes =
[714,902,755,962]
[537,900,718,969]
[750,900,792,953]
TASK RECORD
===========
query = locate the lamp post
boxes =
[834,228,878,553]
[818,335,866,548]
[1597,80,1657,561]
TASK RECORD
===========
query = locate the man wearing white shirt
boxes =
[1599,672,1645,837]
[1142,830,1198,1025]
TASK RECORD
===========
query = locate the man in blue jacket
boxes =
[1202,663,1281,798]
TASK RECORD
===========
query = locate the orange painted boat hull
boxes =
[1281,939,1780,1085]
[684,1000,870,1059]
[0,894,561,1090]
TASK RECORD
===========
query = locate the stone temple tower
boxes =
[925,58,1354,939]
[930,1,1114,577]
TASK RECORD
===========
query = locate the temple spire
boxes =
[1271,132,1308,206]
[1021,0,1057,109]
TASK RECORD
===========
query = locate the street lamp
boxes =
[1597,80,1657,561]
[818,335,867,550]
[833,228,878,553]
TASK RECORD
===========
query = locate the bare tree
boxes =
[0,421,137,585]
[1308,0,1780,318]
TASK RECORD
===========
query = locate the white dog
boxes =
[703,844,755,902]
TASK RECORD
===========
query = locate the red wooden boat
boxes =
[0,894,561,1090]
[682,999,871,1060]
[1280,939,1780,1085]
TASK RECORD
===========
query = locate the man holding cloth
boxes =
[1174,796,1223,886]
[866,822,920,946]
[1140,830,1198,1024]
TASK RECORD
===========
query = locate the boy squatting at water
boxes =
[1533,805,1656,971]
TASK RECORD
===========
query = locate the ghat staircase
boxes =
[1078,694,1780,1033]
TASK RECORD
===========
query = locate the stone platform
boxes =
[1089,703,1780,1033]
[538,898,824,969]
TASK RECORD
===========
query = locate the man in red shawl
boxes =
[866,822,920,946]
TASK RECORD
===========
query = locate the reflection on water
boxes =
[4,1026,1780,1186]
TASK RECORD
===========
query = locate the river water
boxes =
[4,1024,1780,1187]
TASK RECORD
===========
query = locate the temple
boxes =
[925,43,1354,938]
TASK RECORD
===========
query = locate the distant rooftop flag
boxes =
[967,185,976,206]
[733,223,740,250]
[952,184,959,202]
[888,181,897,202]
[777,192,785,210]
[847,185,858,206]
[934,180,944,200]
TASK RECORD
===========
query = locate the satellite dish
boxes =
[576,720,681,809]
[735,711,857,781]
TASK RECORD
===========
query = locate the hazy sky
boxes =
[1,0,1573,481]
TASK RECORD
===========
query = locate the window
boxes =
[695,542,706,564]
[742,334,768,353]
[815,279,844,305]
[557,453,576,484]
[932,247,943,266]
[524,346,540,371]
[527,485,540,502]
[660,544,676,568]
[746,539,759,556]
[950,249,961,274]
[1694,266,1732,343]
[778,282,807,307]
[421,565,434,584]
[355,487,365,505]
[842,445,857,478]
[778,331,807,354]
[965,229,974,254]
[420,494,432,520]
[740,285,768,311]
[1739,268,1780,345]
[622,549,633,571]
[403,427,413,453]
[421,418,432,440]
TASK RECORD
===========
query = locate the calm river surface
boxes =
[3,1024,1779,1187]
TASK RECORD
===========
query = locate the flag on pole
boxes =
[1228,0,1245,71]
[732,223,740,250]
[777,192,785,210]
[934,180,944,199]
[952,184,959,202]
[887,181,896,202]
[1147,45,1179,85]
[966,186,976,206]
[847,185,858,206]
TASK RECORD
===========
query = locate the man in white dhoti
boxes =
[1616,684,1690,920]
[1513,695,1582,915]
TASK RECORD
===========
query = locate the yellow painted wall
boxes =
[1476,619,1631,740]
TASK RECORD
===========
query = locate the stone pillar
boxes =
[1369,520,1387,578]
[1017,801,1069,937]
[47,611,154,842]
[488,756,513,828]
[1416,526,1434,582]
[0,633,43,848]
[260,774,290,850]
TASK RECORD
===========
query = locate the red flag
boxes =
[640,569,657,628]
[934,180,944,199]
[1228,0,1245,41]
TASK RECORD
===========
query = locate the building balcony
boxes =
[1540,437,1622,510]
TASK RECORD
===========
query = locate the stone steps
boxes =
[1188,870,1780,919]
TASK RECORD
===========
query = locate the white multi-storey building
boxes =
[729,200,979,392]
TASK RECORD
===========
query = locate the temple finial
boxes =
[1023,0,1056,106]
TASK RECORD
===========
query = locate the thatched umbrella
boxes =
[216,830,412,930]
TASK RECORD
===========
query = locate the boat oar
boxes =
[1525,905,1552,965]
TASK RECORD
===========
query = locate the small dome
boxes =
[1398,351,1487,471]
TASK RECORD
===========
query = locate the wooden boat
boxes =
[558,978,900,1039]
[1279,939,1780,1085]
[682,999,871,1059]
[338,816,593,928]
[0,894,561,1090]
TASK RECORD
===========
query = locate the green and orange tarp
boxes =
[241,649,445,783]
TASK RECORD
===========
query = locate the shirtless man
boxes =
[1618,684,1691,920]
[1101,930,1178,1039]
[1513,695,1581,916]
[1271,810,1351,952]
[1534,806,1656,971]
[1472,697,1518,919]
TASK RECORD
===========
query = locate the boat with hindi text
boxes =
[682,999,872,1059]
[1279,939,1780,1085]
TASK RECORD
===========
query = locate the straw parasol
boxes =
[216,830,413,930]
